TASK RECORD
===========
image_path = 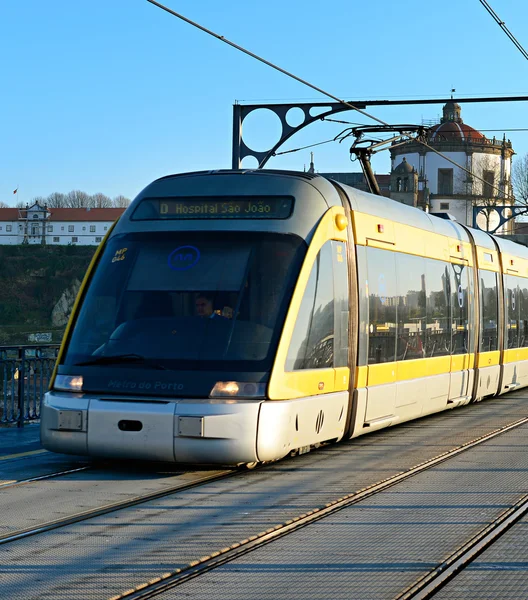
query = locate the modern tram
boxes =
[41,169,528,465]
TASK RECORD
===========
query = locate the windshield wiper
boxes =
[75,353,168,370]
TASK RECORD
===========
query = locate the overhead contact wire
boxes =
[147,0,521,200]
[146,0,389,126]
[478,0,528,61]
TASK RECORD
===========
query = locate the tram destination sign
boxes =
[132,196,294,220]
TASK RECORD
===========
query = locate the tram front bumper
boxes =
[40,392,263,465]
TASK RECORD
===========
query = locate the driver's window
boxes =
[286,242,335,370]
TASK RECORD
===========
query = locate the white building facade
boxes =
[0,203,125,245]
[390,102,515,232]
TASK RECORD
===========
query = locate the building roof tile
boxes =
[0,207,125,222]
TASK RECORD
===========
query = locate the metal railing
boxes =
[0,345,60,427]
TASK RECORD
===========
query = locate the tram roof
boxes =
[149,169,343,204]
[333,181,473,245]
[493,234,528,260]
[114,169,344,243]
[120,170,525,256]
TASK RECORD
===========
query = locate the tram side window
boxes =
[286,242,334,370]
[450,263,470,355]
[332,241,349,368]
[505,275,520,349]
[356,245,369,367]
[425,259,451,358]
[396,254,426,361]
[519,284,528,348]
[479,269,499,352]
[366,247,397,364]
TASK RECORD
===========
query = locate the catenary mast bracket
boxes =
[232,96,528,170]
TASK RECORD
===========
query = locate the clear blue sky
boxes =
[2,0,527,206]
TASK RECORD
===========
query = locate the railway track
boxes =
[0,465,91,489]
[396,492,528,599]
[0,468,235,546]
[107,415,528,600]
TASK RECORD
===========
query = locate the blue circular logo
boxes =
[168,246,200,271]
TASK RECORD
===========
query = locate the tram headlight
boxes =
[54,374,83,392]
[209,381,266,398]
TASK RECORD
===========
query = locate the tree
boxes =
[90,193,112,208]
[112,195,131,208]
[23,190,130,209]
[46,192,67,208]
[65,190,91,208]
[0,201,9,208]
[512,153,528,206]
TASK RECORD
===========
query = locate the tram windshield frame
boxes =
[61,230,306,374]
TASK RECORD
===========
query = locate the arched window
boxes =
[403,177,409,192]
[396,178,402,192]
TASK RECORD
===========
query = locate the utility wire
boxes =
[147,0,520,198]
[146,0,389,127]
[275,130,388,157]
[474,128,528,133]
[322,117,365,126]
[478,0,528,61]
[273,138,336,157]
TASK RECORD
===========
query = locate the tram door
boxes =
[448,261,471,403]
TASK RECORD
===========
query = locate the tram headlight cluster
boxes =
[209,381,266,399]
[54,375,83,392]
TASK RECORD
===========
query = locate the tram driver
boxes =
[195,293,229,319]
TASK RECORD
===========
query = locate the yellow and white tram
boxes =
[41,169,528,465]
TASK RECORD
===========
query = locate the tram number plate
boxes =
[58,410,83,431]
[178,416,204,437]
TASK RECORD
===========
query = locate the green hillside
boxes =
[0,245,96,345]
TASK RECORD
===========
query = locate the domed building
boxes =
[389,101,515,231]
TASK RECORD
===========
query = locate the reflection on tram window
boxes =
[332,241,349,368]
[356,245,368,367]
[396,254,426,361]
[286,242,335,370]
[479,269,499,352]
[520,286,528,348]
[505,275,520,349]
[366,248,472,364]
[450,263,470,355]
[63,231,306,371]
[425,259,450,358]
[366,247,397,364]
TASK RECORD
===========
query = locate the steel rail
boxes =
[109,415,528,600]
[0,469,235,546]
[0,465,91,489]
[395,493,528,599]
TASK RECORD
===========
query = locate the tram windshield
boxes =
[63,231,306,372]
